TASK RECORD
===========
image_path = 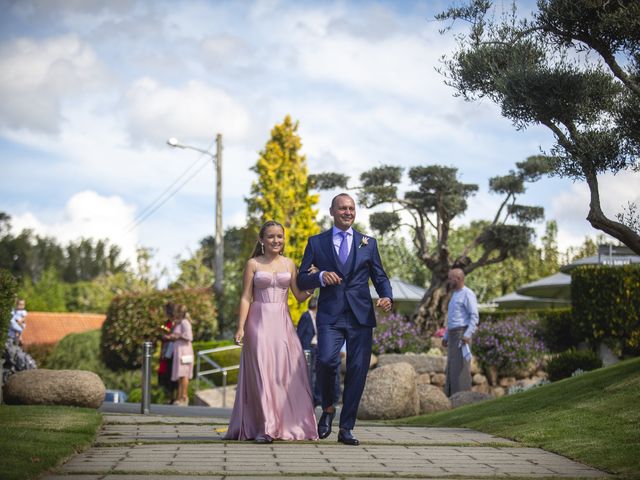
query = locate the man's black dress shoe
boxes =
[337,428,359,446]
[317,410,336,439]
[255,435,273,444]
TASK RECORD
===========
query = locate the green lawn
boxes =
[394,357,640,478]
[0,405,102,480]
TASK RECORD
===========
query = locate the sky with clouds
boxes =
[1,0,636,282]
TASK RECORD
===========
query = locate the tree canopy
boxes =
[311,156,549,332]
[437,0,640,253]
[245,115,320,321]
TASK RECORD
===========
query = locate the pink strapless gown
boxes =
[224,271,318,441]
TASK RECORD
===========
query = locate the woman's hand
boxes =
[234,328,244,346]
[308,264,320,274]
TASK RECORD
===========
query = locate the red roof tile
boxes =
[20,312,106,346]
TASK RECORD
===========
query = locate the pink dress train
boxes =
[224,271,318,441]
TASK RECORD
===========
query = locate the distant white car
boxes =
[104,389,128,403]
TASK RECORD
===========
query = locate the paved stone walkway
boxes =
[42,412,607,479]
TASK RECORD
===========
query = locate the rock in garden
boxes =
[450,390,492,408]
[472,384,491,394]
[472,373,487,385]
[378,353,447,374]
[358,362,419,420]
[417,373,431,385]
[417,383,451,414]
[430,373,446,387]
[3,369,106,408]
[491,386,506,397]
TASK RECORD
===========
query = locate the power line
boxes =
[125,145,215,233]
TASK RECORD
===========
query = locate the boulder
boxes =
[472,384,491,394]
[358,362,419,420]
[472,373,487,385]
[417,383,451,414]
[417,373,431,385]
[491,386,506,397]
[3,369,105,408]
[377,353,447,374]
[450,390,492,408]
[430,373,446,387]
[499,376,516,388]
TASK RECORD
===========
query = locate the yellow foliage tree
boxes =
[246,115,320,322]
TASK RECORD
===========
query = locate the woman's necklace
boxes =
[269,255,282,273]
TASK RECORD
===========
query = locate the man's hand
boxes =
[462,336,471,345]
[376,297,392,312]
[321,271,342,286]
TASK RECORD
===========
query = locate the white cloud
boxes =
[124,78,251,146]
[12,191,139,264]
[0,34,107,133]
[550,171,640,250]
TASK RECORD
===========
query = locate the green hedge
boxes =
[572,265,640,355]
[45,329,140,393]
[101,288,217,370]
[0,269,17,349]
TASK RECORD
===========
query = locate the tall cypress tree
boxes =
[246,115,320,321]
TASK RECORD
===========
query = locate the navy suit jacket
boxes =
[297,229,392,328]
[297,311,315,350]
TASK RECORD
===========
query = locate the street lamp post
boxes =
[167,135,224,334]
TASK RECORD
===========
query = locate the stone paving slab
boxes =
[41,413,608,479]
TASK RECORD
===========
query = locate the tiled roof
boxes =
[20,312,106,346]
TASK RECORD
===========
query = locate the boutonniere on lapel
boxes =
[359,236,369,248]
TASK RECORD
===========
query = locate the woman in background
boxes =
[169,304,194,406]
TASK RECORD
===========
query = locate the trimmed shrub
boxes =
[474,315,546,376]
[546,349,603,382]
[45,329,140,393]
[535,308,578,353]
[572,265,640,355]
[373,312,430,355]
[101,288,217,370]
[0,269,18,349]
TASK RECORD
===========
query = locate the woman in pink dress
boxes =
[225,220,318,443]
[169,304,194,406]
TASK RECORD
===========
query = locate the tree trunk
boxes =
[413,278,450,335]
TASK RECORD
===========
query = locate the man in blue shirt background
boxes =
[442,268,478,396]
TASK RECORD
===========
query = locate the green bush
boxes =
[572,265,640,355]
[193,340,241,385]
[101,288,217,370]
[0,269,18,349]
[546,349,603,382]
[535,308,578,353]
[45,329,140,393]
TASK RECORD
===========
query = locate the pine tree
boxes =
[246,115,320,322]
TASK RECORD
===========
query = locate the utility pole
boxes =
[214,134,224,335]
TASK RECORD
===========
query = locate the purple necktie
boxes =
[338,231,349,264]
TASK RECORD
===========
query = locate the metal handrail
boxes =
[195,344,241,408]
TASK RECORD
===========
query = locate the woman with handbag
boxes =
[169,304,194,406]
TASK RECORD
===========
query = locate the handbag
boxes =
[180,354,194,365]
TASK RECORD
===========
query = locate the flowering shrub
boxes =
[373,313,430,355]
[474,315,546,376]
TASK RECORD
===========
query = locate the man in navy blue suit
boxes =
[298,193,393,446]
[297,297,341,408]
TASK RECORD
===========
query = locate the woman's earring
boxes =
[260,242,264,254]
